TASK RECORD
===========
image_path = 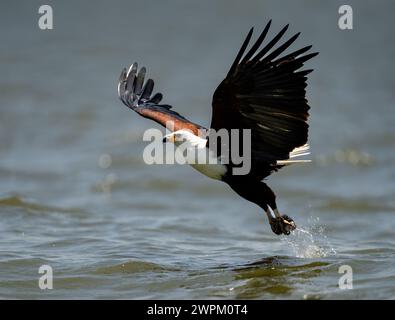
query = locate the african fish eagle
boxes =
[117,21,318,236]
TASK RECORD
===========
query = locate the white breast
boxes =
[190,162,227,180]
[187,146,227,180]
[173,131,228,180]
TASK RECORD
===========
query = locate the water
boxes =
[0,0,394,299]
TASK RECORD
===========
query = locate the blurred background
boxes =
[0,0,394,299]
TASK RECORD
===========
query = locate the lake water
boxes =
[0,0,394,299]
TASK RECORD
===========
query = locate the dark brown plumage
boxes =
[211,21,317,163]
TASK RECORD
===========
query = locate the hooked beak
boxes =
[162,134,175,143]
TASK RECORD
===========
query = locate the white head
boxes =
[162,130,207,148]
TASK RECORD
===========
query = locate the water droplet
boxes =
[98,154,112,169]
[281,217,336,258]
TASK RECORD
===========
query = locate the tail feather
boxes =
[276,144,311,165]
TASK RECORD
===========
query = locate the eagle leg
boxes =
[267,212,296,235]
[227,179,297,236]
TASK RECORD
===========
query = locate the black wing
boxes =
[210,21,318,163]
[118,63,205,135]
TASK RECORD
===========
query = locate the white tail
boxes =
[276,144,311,165]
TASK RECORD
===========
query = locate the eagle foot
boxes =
[269,215,296,235]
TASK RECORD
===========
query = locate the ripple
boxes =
[93,260,176,274]
[0,194,88,217]
[230,256,332,299]
[317,198,395,213]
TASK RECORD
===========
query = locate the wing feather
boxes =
[210,23,318,168]
[118,63,205,135]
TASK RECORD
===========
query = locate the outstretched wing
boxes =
[210,21,318,163]
[118,63,205,135]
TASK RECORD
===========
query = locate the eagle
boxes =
[117,21,318,236]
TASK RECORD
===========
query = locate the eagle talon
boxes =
[269,215,296,236]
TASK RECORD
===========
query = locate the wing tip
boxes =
[118,61,164,109]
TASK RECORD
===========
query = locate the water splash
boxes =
[281,217,337,258]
